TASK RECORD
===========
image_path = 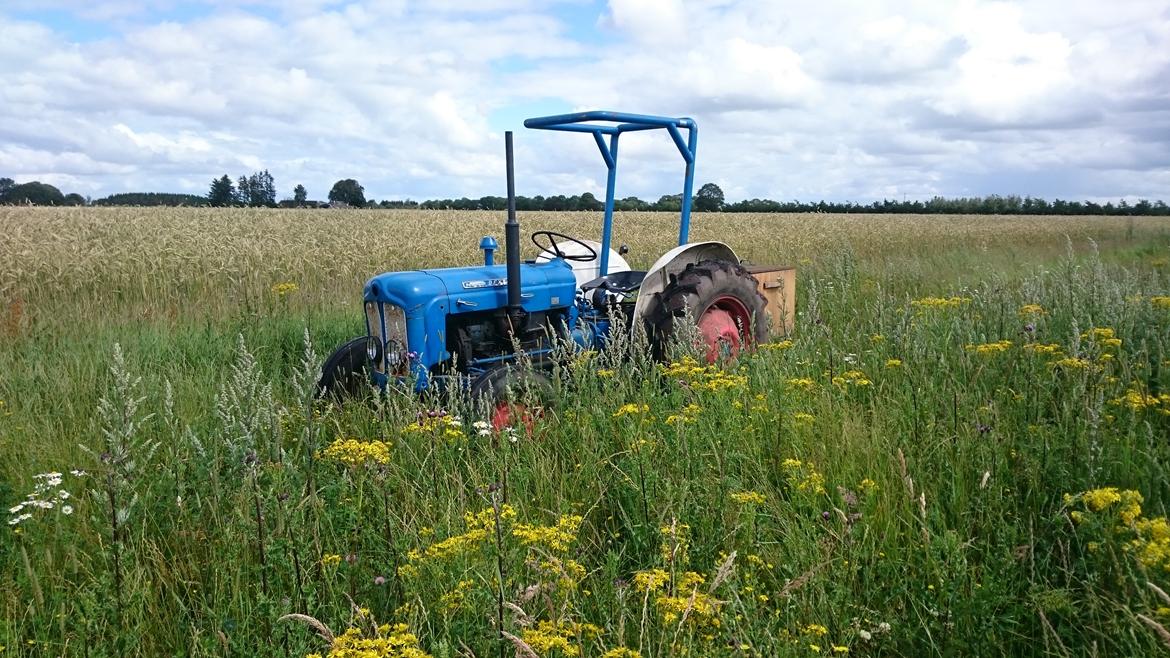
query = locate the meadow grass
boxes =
[1,208,1170,657]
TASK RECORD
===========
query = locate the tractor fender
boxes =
[630,241,740,332]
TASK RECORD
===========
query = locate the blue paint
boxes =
[524,111,699,273]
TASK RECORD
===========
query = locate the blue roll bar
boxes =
[523,111,698,276]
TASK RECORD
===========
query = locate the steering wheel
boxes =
[531,230,598,262]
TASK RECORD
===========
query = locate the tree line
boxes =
[4,173,1169,216]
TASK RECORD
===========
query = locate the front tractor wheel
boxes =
[647,259,768,363]
[470,365,553,433]
[317,336,373,400]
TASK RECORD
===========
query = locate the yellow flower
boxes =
[1019,304,1046,316]
[271,282,299,297]
[633,568,670,592]
[965,340,1013,355]
[760,339,794,351]
[859,478,878,492]
[320,438,391,467]
[832,646,850,654]
[911,296,971,311]
[793,412,815,426]
[597,369,614,378]
[1081,327,1116,341]
[321,554,342,568]
[786,378,817,391]
[613,403,650,417]
[602,649,642,658]
[1049,357,1093,371]
[831,370,872,388]
[512,514,584,552]
[321,623,432,658]
[885,358,903,369]
[803,624,829,636]
[730,490,766,506]
[1023,342,1062,356]
[1151,296,1170,309]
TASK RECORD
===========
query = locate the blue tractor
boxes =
[319,111,774,423]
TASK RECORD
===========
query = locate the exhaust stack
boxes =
[504,131,522,311]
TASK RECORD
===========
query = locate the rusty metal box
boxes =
[745,265,796,336]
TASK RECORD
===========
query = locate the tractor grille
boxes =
[365,301,408,375]
[365,302,384,374]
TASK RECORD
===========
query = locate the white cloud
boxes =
[0,0,1166,202]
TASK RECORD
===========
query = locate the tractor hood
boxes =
[364,260,577,317]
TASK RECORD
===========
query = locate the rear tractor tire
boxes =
[317,336,372,400]
[646,259,768,363]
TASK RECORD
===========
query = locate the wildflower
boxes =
[793,412,815,425]
[403,413,464,441]
[520,621,598,656]
[320,438,391,467]
[1019,304,1046,316]
[633,568,670,592]
[730,491,766,506]
[271,282,299,297]
[321,623,432,658]
[910,296,971,311]
[471,420,491,437]
[321,554,342,568]
[1151,296,1170,309]
[373,576,386,586]
[831,370,871,388]
[1023,343,1062,356]
[613,403,650,418]
[786,378,817,391]
[885,358,902,369]
[859,478,878,493]
[602,649,642,658]
[965,340,1012,355]
[61,505,73,516]
[783,459,826,495]
[859,630,872,641]
[870,334,884,343]
[1049,357,1093,371]
[659,522,690,566]
[803,624,829,636]
[759,339,794,351]
[512,514,584,552]
[666,403,702,426]
[597,369,614,378]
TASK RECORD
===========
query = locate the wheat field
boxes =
[2,207,1170,657]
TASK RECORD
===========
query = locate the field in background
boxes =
[2,208,1170,656]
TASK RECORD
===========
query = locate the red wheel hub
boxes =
[491,402,539,434]
[697,295,752,363]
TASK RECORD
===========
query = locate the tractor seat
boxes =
[580,270,646,294]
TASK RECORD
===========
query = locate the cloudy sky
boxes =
[1,0,1168,203]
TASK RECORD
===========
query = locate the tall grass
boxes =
[1,208,1170,656]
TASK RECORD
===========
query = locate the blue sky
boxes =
[1,0,1167,203]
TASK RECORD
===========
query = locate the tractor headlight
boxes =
[385,339,405,368]
[365,336,382,362]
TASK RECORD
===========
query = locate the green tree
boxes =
[293,184,307,204]
[329,179,366,207]
[208,175,237,207]
[63,193,86,206]
[2,181,65,205]
[654,193,682,212]
[578,192,603,211]
[0,177,13,195]
[693,182,725,212]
